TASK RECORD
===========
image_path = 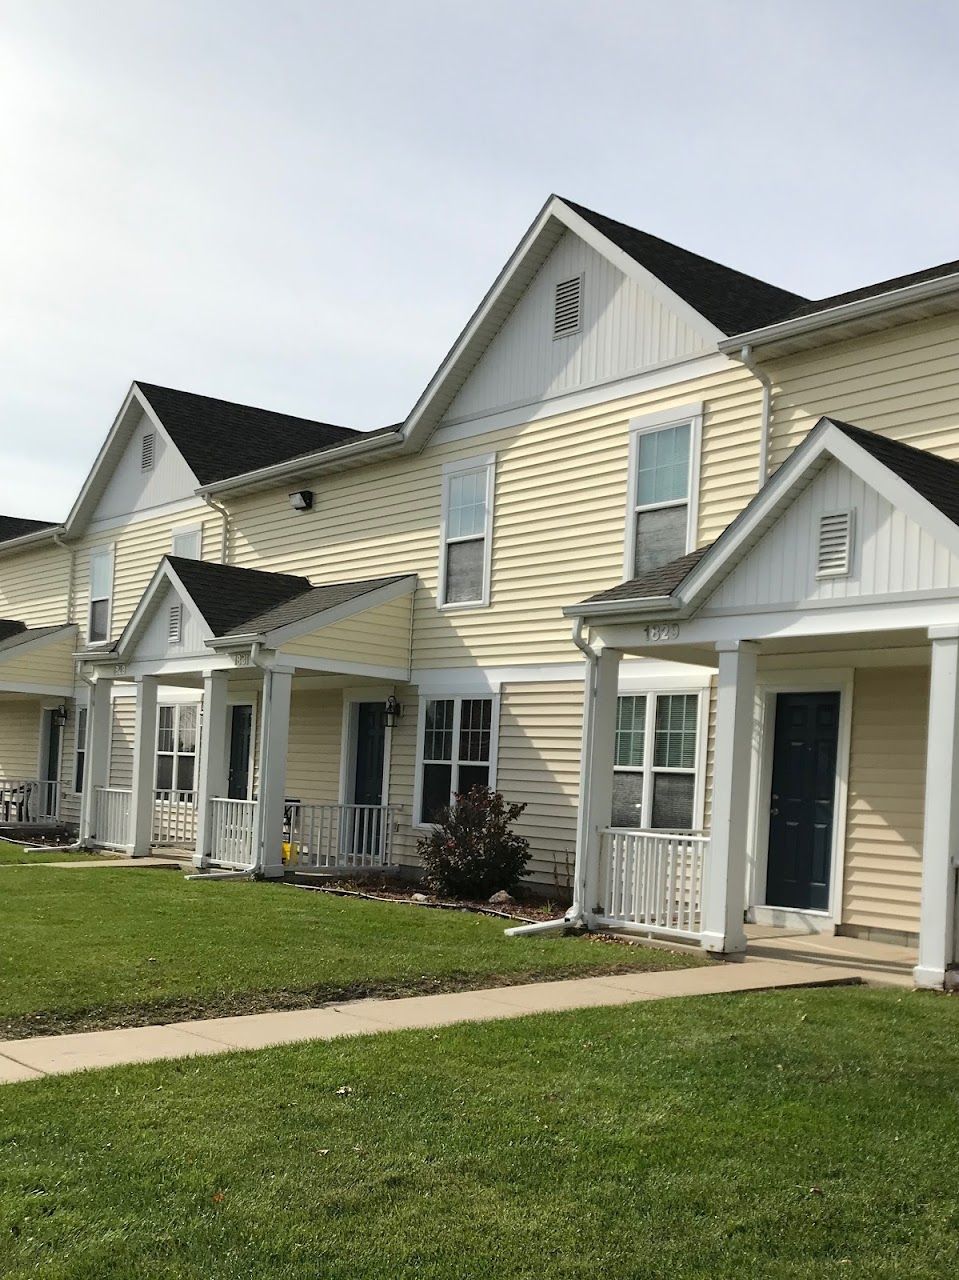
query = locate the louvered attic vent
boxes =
[553,274,583,338]
[168,603,183,644]
[141,432,156,472]
[816,511,853,578]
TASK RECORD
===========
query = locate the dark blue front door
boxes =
[766,691,839,911]
[353,703,386,806]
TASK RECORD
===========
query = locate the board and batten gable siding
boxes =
[278,595,413,672]
[702,457,959,614]
[227,363,762,668]
[0,700,42,779]
[843,666,928,936]
[766,312,959,472]
[442,230,711,425]
[0,542,70,629]
[131,582,209,662]
[73,507,216,646]
[92,409,200,523]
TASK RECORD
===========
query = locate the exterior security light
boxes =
[288,490,314,512]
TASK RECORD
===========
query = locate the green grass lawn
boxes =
[1,986,957,1278]
[0,868,701,1037]
[0,840,118,866]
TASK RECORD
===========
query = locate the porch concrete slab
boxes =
[0,1053,46,1084]
[745,928,916,989]
[174,1006,394,1050]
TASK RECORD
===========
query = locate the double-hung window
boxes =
[612,691,702,830]
[417,695,497,823]
[156,704,198,795]
[74,705,88,794]
[88,547,114,643]
[439,455,495,608]
[626,407,701,579]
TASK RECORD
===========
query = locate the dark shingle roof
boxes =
[782,258,959,323]
[829,420,959,527]
[166,557,314,637]
[0,516,58,545]
[582,547,711,606]
[165,557,414,638]
[0,622,71,653]
[229,574,414,637]
[135,383,366,486]
[0,618,27,643]
[562,198,808,335]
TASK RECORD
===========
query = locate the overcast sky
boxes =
[2,0,957,519]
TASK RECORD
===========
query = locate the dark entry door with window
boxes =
[228,705,253,800]
[353,703,386,806]
[766,691,840,911]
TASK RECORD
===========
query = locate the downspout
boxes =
[201,493,231,564]
[505,617,597,938]
[738,344,773,490]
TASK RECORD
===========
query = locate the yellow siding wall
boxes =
[0,631,76,690]
[228,363,762,667]
[286,689,343,804]
[768,313,959,471]
[280,595,413,671]
[0,543,70,628]
[843,667,928,935]
[0,700,41,778]
[108,697,135,789]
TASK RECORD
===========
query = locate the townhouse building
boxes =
[4,195,959,987]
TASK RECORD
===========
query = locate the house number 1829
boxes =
[644,623,680,642]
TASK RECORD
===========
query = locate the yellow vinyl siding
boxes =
[285,689,343,804]
[0,543,70,628]
[0,631,76,690]
[767,313,959,472]
[842,667,928,935]
[0,700,42,778]
[227,362,762,667]
[73,508,217,646]
[108,697,136,789]
[279,595,413,672]
[496,682,583,892]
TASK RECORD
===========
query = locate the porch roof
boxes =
[0,621,77,695]
[567,418,959,621]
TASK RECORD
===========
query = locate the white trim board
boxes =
[411,658,714,694]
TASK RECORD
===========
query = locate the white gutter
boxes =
[736,344,773,488]
[718,269,959,354]
[201,493,231,563]
[196,431,404,498]
[562,594,677,621]
[0,525,64,556]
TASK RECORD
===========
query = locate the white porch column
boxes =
[255,665,294,879]
[79,676,113,843]
[572,646,621,921]
[193,671,230,869]
[127,675,159,857]
[915,626,959,989]
[701,640,758,955]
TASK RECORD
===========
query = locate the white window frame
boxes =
[624,403,702,580]
[154,702,200,796]
[612,686,707,832]
[412,691,500,827]
[171,524,202,560]
[74,701,88,794]
[437,453,496,611]
[87,544,115,645]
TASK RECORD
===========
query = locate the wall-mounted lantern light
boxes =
[385,695,402,728]
[288,490,314,512]
[52,704,68,728]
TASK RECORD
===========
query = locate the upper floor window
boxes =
[88,546,114,643]
[439,455,495,609]
[625,406,701,579]
[416,694,497,823]
[612,691,702,831]
[171,526,202,560]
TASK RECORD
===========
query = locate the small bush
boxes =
[417,786,530,899]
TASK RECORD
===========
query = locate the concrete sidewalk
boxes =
[0,957,860,1084]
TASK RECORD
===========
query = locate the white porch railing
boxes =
[153,790,198,847]
[596,828,708,941]
[286,803,395,870]
[208,797,258,869]
[0,778,60,824]
[94,786,132,851]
